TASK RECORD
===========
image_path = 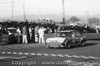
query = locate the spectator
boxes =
[16,27,21,43]
[35,25,40,42]
[38,26,46,43]
[31,27,35,43]
[96,28,99,33]
[1,27,8,35]
[29,26,32,40]
[22,24,28,44]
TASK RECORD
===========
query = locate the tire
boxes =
[80,39,87,47]
[65,42,71,49]
[66,44,71,49]
[80,42,85,47]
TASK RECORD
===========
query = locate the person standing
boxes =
[96,28,99,33]
[38,26,46,43]
[22,24,28,44]
[1,27,8,35]
[35,26,40,42]
[29,26,32,40]
[31,27,35,43]
[16,27,21,43]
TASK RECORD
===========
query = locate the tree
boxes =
[88,17,100,25]
[69,16,80,22]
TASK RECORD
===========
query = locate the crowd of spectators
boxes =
[0,20,58,33]
[0,20,58,45]
[0,20,99,45]
[58,24,100,33]
[0,20,99,34]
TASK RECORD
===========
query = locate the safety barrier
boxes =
[83,33,100,40]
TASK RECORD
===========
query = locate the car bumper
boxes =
[46,42,64,47]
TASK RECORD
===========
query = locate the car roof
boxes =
[58,30,76,32]
[7,27,16,30]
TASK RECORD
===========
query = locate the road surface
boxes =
[0,40,100,66]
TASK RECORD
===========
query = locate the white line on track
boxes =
[1,51,100,60]
[24,53,29,55]
[72,55,80,58]
[18,52,23,55]
[1,52,6,54]
[36,53,42,56]
[12,52,17,54]
[50,54,57,57]
[64,55,72,58]
[7,52,11,54]
[43,54,49,56]
[30,53,36,55]
[57,54,65,57]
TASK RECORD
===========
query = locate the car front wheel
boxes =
[65,42,71,49]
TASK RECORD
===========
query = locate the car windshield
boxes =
[56,32,71,37]
[7,27,17,33]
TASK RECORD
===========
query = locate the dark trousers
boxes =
[17,35,21,43]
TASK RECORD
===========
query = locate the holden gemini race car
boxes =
[45,30,87,49]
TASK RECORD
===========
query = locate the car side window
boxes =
[72,32,76,38]
[76,32,81,37]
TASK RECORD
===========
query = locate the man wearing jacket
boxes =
[22,24,28,44]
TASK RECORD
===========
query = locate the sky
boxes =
[0,0,100,17]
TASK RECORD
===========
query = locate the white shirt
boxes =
[8,31,12,35]
[29,28,32,33]
[38,28,46,37]
[16,28,21,35]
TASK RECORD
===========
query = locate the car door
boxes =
[71,32,76,44]
[75,31,81,43]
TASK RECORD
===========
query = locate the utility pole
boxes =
[23,3,26,22]
[62,0,65,24]
[11,1,14,21]
[86,11,89,28]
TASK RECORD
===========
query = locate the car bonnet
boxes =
[46,37,66,43]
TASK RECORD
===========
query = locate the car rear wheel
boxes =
[80,42,85,47]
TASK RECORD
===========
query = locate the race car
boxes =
[0,27,17,45]
[45,30,87,49]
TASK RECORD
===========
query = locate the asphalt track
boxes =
[0,40,100,66]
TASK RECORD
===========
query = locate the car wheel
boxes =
[66,43,71,49]
[80,42,85,47]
